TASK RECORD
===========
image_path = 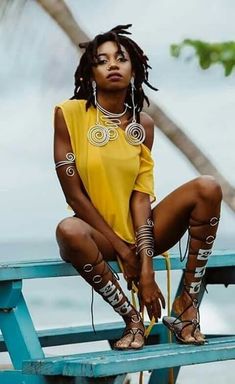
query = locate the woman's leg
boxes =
[56,217,144,350]
[152,175,222,344]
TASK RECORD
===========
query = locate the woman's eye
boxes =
[117,56,128,62]
[97,59,107,65]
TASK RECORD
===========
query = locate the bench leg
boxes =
[148,331,179,384]
[0,282,44,369]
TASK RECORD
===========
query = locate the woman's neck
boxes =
[96,90,127,114]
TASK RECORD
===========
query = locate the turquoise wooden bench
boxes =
[0,250,235,384]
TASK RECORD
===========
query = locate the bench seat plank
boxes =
[0,322,166,352]
[23,336,235,377]
[0,251,235,281]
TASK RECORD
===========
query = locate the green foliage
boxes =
[170,39,235,76]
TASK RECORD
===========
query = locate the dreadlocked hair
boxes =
[71,24,158,113]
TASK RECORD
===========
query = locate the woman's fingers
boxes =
[151,301,160,320]
[145,296,164,321]
[127,279,132,290]
[147,302,160,320]
[158,290,166,309]
[127,277,139,291]
[138,280,166,320]
[153,297,162,319]
[146,304,153,320]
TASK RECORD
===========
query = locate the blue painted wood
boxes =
[0,281,22,308]
[0,321,164,351]
[0,321,124,351]
[148,326,177,384]
[24,334,235,374]
[0,251,234,281]
[0,371,49,384]
[22,336,235,376]
[0,370,126,384]
[0,292,44,369]
[0,250,235,384]
[149,368,175,384]
[63,337,235,377]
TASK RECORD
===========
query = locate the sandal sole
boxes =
[163,316,206,345]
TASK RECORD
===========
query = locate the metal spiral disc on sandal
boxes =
[125,122,146,145]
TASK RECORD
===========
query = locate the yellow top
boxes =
[56,99,156,244]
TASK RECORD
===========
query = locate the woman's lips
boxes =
[107,73,123,81]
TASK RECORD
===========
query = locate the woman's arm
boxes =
[54,107,132,261]
[130,113,165,320]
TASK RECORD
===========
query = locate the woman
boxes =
[54,24,222,349]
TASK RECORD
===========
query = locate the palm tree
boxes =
[36,0,235,212]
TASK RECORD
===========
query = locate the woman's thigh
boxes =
[152,178,200,254]
[56,216,117,261]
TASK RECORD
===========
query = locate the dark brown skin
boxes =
[54,41,222,344]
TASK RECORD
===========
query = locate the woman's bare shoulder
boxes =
[140,112,154,150]
[140,111,154,127]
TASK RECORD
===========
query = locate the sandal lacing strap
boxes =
[172,290,200,335]
[163,288,205,345]
[114,314,145,350]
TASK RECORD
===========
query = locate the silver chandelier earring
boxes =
[125,77,146,145]
[87,80,109,146]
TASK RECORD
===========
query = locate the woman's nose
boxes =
[107,61,119,70]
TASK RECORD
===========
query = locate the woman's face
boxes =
[92,41,133,91]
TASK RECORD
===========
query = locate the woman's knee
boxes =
[194,175,223,204]
[56,217,90,249]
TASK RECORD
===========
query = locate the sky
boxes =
[0,0,235,247]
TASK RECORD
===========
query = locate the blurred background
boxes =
[0,1,235,382]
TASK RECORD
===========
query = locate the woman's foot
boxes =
[114,313,145,350]
[163,290,205,345]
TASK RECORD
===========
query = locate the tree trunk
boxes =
[36,0,89,44]
[36,0,235,213]
[145,102,235,211]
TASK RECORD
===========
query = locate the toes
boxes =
[181,325,198,344]
[130,333,144,349]
[114,334,134,350]
[194,329,206,344]
[181,328,205,344]
[182,335,196,344]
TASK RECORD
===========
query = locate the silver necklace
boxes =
[87,102,128,146]
[96,101,128,118]
[87,80,145,146]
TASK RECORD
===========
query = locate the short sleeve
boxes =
[54,99,85,156]
[133,144,156,203]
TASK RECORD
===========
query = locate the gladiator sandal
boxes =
[75,251,145,350]
[163,215,220,345]
[163,281,203,344]
[114,313,145,350]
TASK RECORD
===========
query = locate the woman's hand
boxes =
[118,245,140,290]
[138,272,165,321]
